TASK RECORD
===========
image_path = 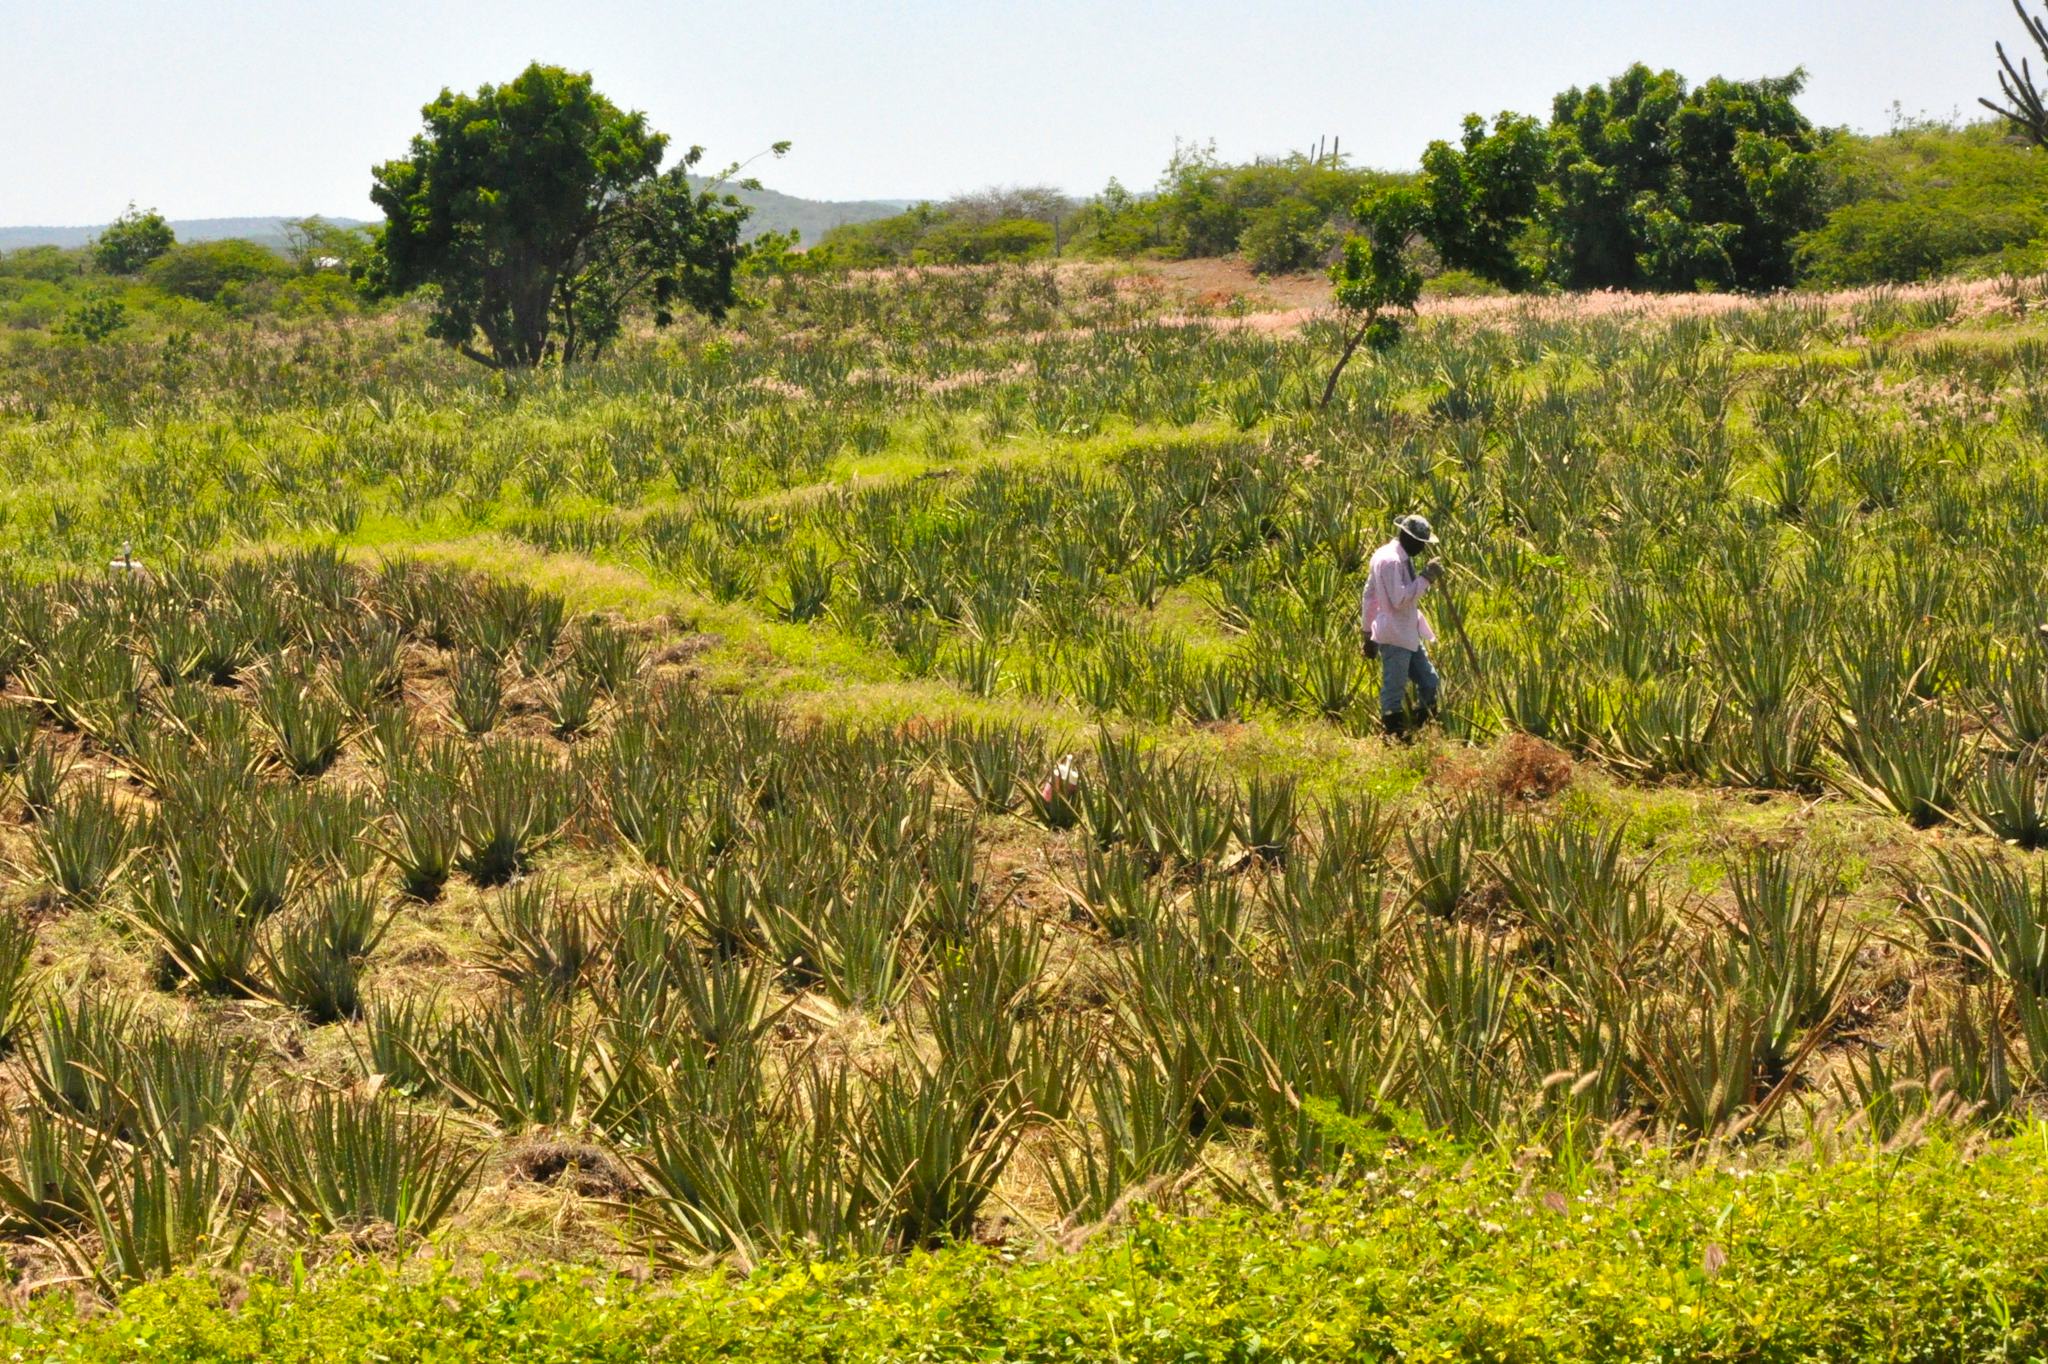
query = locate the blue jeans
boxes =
[1378,644,1440,718]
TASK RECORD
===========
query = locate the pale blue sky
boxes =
[0,0,2017,225]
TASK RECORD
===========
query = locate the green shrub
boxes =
[1238,197,1326,274]
[914,217,1054,265]
[143,239,291,304]
[1423,268,1508,298]
[1799,120,2048,285]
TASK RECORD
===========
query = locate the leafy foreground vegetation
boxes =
[6,252,2048,1352]
[7,1135,2048,1359]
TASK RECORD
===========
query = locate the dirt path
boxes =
[1100,256,2031,338]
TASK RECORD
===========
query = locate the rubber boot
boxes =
[1381,711,1407,740]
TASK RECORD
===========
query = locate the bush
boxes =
[807,207,944,269]
[271,272,362,319]
[144,239,291,304]
[1423,268,1509,298]
[915,217,1054,265]
[1071,144,1404,261]
[1238,198,1326,274]
[0,245,87,284]
[55,294,127,344]
[808,207,1057,269]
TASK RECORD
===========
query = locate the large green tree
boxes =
[1545,66,1825,291]
[1409,65,1825,293]
[368,63,768,368]
[91,204,175,275]
[1417,113,1549,288]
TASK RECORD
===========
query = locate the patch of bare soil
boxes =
[1114,257,1333,313]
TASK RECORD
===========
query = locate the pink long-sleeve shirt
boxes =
[1360,538,1435,651]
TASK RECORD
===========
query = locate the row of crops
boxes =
[0,551,2038,1287]
[4,263,2048,1289]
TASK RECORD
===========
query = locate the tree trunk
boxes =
[1318,322,1371,409]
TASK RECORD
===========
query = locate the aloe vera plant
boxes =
[15,737,73,820]
[1239,774,1299,862]
[1496,818,1670,973]
[939,719,1030,814]
[355,993,448,1096]
[119,1027,258,1162]
[435,990,594,1131]
[331,621,407,717]
[1403,793,1506,920]
[1832,706,1975,828]
[19,993,138,1133]
[771,545,836,623]
[449,651,506,738]
[1404,921,1518,1139]
[61,1143,249,1291]
[254,661,349,777]
[1964,749,2048,850]
[381,762,460,900]
[0,704,38,772]
[483,880,599,995]
[261,883,389,1023]
[262,919,366,1023]
[1636,981,1769,1140]
[22,621,144,739]
[1710,845,1860,1067]
[128,848,264,995]
[454,740,571,886]
[665,948,781,1059]
[855,1056,1027,1248]
[29,781,137,904]
[1911,848,2048,996]
[1039,1050,1206,1224]
[540,665,602,738]
[236,1091,481,1242]
[627,1061,871,1269]
[0,1106,106,1233]
[1072,843,1162,939]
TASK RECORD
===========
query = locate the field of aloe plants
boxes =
[0,262,2047,1307]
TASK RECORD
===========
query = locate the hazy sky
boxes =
[0,0,2016,225]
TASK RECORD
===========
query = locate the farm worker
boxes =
[1360,513,1443,738]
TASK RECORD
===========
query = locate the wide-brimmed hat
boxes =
[1394,513,1438,545]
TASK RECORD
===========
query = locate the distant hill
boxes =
[0,217,356,253]
[0,185,910,256]
[710,182,911,243]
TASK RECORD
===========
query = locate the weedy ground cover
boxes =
[5,1133,2048,1360]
